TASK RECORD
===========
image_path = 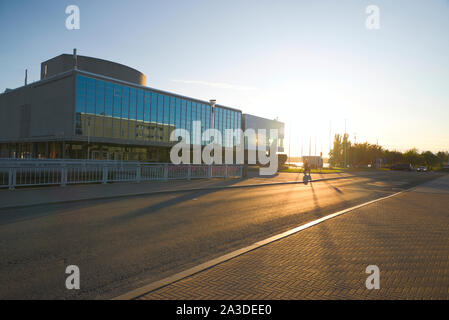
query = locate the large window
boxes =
[96,80,105,116]
[76,75,86,114]
[176,98,181,129]
[105,83,113,117]
[170,97,176,126]
[121,86,129,119]
[137,89,144,121]
[212,106,242,147]
[129,88,137,120]
[144,92,150,123]
[151,92,157,123]
[113,84,122,118]
[186,101,192,135]
[95,79,105,137]
[181,99,186,130]
[157,94,163,125]
[86,78,96,114]
[75,75,241,145]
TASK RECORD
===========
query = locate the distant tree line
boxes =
[329,133,448,170]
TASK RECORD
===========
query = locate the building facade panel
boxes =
[243,114,284,152]
[0,74,75,142]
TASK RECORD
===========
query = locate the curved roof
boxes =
[41,54,147,86]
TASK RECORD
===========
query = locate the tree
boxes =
[436,151,449,166]
[421,151,440,170]
[384,150,403,165]
[329,132,448,171]
[342,133,351,167]
[403,148,421,166]
[329,134,343,167]
[349,142,383,167]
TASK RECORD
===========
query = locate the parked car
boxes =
[390,163,413,171]
[416,166,427,172]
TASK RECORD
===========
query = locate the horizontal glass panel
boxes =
[75,75,242,141]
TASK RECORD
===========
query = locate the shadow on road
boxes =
[307,182,349,289]
[105,177,248,225]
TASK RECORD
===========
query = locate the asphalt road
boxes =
[0,171,442,299]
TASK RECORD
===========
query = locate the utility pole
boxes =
[309,136,311,157]
[73,48,78,70]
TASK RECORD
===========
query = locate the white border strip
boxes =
[113,188,410,300]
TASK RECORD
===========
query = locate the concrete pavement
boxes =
[138,175,449,300]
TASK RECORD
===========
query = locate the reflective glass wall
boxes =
[75,75,241,146]
[213,106,242,148]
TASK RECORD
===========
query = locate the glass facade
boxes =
[75,74,242,147]
[213,106,242,148]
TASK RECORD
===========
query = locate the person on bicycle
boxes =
[303,159,311,177]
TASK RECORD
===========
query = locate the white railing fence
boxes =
[0,159,243,190]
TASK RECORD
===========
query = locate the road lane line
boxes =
[113,186,413,300]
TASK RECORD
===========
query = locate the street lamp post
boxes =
[306,136,311,170]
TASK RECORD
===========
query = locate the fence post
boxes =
[187,165,191,180]
[136,163,141,183]
[164,164,168,181]
[242,164,248,177]
[61,164,67,187]
[102,164,108,184]
[8,167,16,190]
[224,165,228,179]
[208,165,212,179]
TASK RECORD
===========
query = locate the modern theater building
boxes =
[0,50,284,162]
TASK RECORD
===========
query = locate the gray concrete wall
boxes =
[41,54,147,86]
[0,73,75,142]
[243,114,285,152]
[0,87,27,140]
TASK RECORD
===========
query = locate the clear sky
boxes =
[1,0,448,156]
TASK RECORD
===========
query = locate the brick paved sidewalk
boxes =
[139,175,449,300]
